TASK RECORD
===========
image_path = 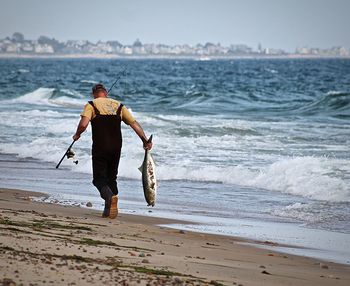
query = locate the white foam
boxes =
[0,105,348,203]
[18,109,62,117]
[12,87,56,105]
[88,151,350,202]
[2,135,349,202]
[9,87,86,107]
[266,68,278,74]
[271,203,317,222]
[327,90,348,96]
[50,96,86,107]
[45,121,78,134]
[0,138,63,162]
[17,69,29,73]
[152,156,350,202]
[250,157,350,202]
[81,79,98,84]
[60,89,85,98]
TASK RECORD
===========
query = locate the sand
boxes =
[0,188,349,286]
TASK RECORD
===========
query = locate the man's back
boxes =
[88,98,124,154]
[81,97,135,125]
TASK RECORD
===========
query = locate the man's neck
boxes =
[94,93,108,99]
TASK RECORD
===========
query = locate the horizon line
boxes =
[2,32,349,52]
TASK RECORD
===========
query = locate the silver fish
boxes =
[138,135,157,207]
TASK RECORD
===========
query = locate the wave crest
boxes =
[9,87,87,107]
[121,156,350,202]
[299,91,350,116]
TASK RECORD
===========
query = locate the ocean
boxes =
[0,58,349,263]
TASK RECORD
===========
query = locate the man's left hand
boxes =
[144,141,153,150]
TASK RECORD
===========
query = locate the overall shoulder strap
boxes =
[116,103,124,117]
[88,101,100,115]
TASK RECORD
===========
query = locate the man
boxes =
[73,83,152,219]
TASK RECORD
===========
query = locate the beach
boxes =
[1,188,350,286]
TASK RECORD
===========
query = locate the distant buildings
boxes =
[0,32,349,58]
[295,46,350,57]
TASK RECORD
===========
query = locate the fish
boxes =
[138,135,157,207]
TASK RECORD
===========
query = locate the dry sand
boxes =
[0,188,349,286]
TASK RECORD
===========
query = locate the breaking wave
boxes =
[81,79,98,84]
[1,131,349,203]
[298,91,350,117]
[152,157,350,202]
[8,87,86,107]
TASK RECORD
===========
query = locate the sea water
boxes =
[0,58,349,263]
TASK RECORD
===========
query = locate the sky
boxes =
[0,0,349,52]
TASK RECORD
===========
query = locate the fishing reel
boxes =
[66,148,78,165]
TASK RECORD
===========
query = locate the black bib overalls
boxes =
[89,101,123,201]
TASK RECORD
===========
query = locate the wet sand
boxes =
[1,188,349,286]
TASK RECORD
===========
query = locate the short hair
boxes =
[92,83,107,94]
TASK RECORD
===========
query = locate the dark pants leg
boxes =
[106,150,121,196]
[92,150,121,199]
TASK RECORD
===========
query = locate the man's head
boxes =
[92,83,107,98]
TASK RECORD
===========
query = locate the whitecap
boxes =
[60,89,85,98]
[81,79,98,84]
[11,87,56,106]
[266,68,278,74]
[152,156,350,203]
[9,87,87,108]
[326,90,348,96]
[17,69,29,73]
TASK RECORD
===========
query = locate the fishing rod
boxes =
[55,140,77,169]
[107,67,127,94]
[55,67,127,169]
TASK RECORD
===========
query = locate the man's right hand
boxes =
[73,116,90,142]
[72,134,80,141]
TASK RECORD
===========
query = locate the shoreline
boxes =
[1,149,350,266]
[1,53,350,60]
[1,188,350,285]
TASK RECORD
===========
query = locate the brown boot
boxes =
[102,208,109,218]
[109,195,118,219]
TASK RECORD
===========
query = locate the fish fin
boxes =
[138,163,143,173]
[149,153,158,165]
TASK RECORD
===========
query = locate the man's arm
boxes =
[73,116,90,141]
[129,121,152,150]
